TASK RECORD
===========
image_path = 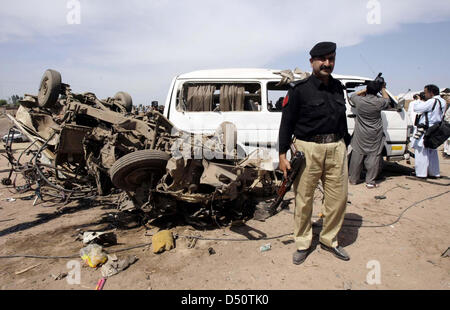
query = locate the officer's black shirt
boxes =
[278,74,349,154]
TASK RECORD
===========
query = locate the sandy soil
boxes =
[0,129,449,290]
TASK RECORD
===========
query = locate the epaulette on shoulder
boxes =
[288,77,310,89]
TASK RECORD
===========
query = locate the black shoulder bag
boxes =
[423,99,450,149]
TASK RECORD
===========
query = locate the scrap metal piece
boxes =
[81,231,117,246]
[101,255,138,278]
[274,68,311,86]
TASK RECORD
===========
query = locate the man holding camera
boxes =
[348,76,392,188]
[411,84,447,178]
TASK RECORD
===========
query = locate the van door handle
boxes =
[347,114,356,118]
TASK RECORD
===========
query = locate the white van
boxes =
[163,68,410,169]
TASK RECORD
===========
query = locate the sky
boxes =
[0,0,449,105]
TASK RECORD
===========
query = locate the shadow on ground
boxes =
[381,161,415,178]
[0,198,100,237]
[229,223,268,240]
[310,213,363,249]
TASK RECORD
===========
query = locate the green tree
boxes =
[9,95,22,106]
[0,99,7,106]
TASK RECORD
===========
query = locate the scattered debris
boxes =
[5,198,16,202]
[343,281,352,290]
[152,230,175,254]
[95,278,107,290]
[374,184,411,200]
[10,193,36,201]
[281,240,294,245]
[80,244,108,268]
[253,201,273,222]
[304,263,319,268]
[101,255,138,278]
[441,247,450,258]
[81,231,117,246]
[15,263,41,275]
[0,218,14,223]
[374,195,387,200]
[50,272,68,281]
[186,234,201,249]
[187,238,198,249]
[260,244,272,252]
[208,247,216,255]
[107,254,118,262]
[19,195,35,201]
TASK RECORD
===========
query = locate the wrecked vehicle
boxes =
[5,69,174,197]
[4,69,278,225]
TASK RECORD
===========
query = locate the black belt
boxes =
[300,133,341,144]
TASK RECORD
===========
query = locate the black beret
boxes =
[310,41,337,57]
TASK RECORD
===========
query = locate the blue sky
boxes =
[0,0,449,104]
[268,20,450,96]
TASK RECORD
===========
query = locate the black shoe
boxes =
[293,248,311,265]
[428,175,441,180]
[320,243,350,261]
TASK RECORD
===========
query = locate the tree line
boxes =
[0,95,23,107]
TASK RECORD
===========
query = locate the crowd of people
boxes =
[277,41,449,265]
[350,83,449,185]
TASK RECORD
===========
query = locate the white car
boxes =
[163,68,410,169]
[2,128,29,143]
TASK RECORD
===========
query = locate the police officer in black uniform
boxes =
[278,42,351,265]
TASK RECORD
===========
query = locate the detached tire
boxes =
[38,69,62,108]
[114,91,133,112]
[110,150,170,191]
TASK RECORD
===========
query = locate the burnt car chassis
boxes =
[3,70,279,226]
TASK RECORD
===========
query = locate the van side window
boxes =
[176,83,261,112]
[267,82,289,112]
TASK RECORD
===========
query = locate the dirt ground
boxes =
[0,116,449,290]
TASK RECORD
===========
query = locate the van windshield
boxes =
[176,82,262,112]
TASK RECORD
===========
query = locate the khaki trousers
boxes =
[293,139,348,250]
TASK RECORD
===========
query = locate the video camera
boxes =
[365,72,386,94]
[373,72,386,91]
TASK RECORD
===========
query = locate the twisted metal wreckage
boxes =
[3,70,280,226]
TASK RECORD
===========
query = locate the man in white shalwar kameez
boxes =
[407,94,421,127]
[411,85,447,178]
[407,94,424,150]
